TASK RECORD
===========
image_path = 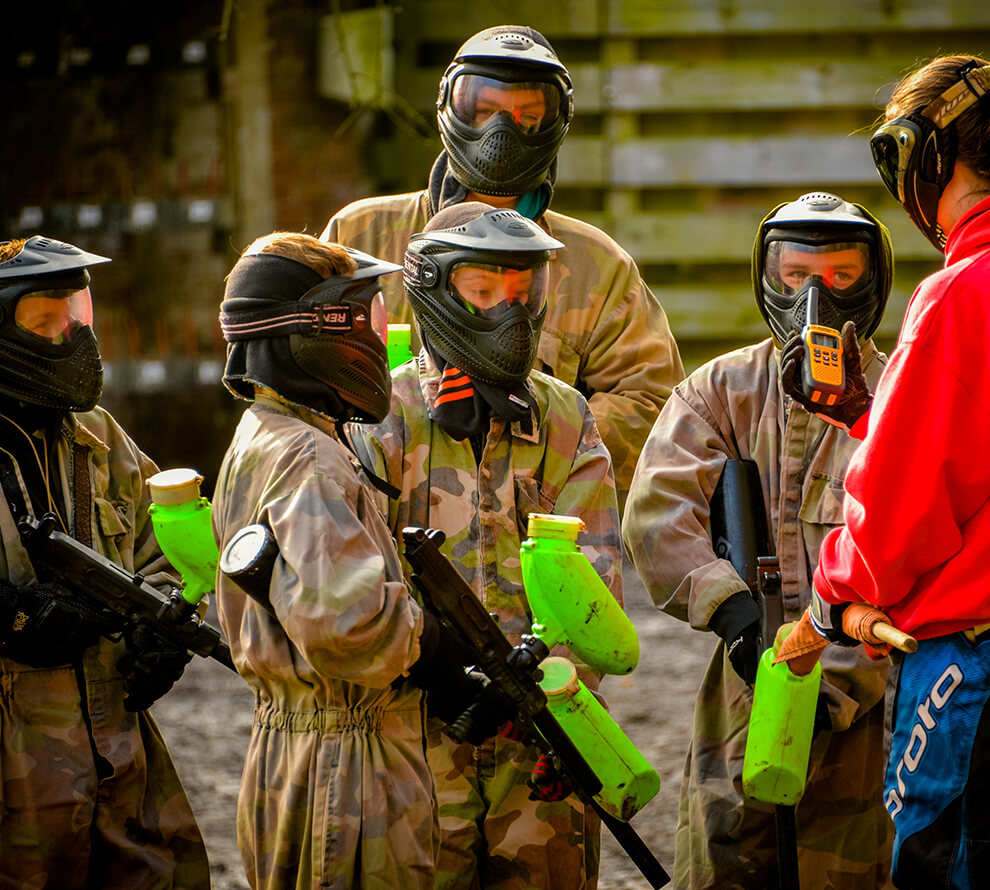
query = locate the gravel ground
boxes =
[153,564,714,889]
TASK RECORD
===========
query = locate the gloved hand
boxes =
[117,625,193,712]
[780,320,872,430]
[408,613,516,741]
[808,589,857,646]
[444,676,517,746]
[528,753,572,802]
[709,591,762,686]
[499,720,529,743]
[0,579,107,666]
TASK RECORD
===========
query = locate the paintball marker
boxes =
[709,459,783,662]
[18,513,235,673]
[709,459,805,890]
[401,524,669,890]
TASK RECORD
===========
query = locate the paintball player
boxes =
[322,24,683,512]
[212,232,502,890]
[622,193,897,889]
[0,237,210,887]
[791,55,990,890]
[353,202,622,890]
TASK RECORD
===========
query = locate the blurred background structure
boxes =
[2,0,989,488]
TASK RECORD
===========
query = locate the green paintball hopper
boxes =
[148,468,220,607]
[539,656,660,821]
[520,513,639,675]
[742,625,822,805]
[387,323,413,370]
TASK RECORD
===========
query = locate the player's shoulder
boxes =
[332,190,428,225]
[542,209,631,258]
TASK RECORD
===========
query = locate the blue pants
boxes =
[884,632,990,889]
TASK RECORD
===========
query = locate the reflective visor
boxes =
[449,262,549,319]
[15,286,94,345]
[450,74,563,134]
[765,241,873,298]
[870,121,919,203]
[370,291,387,343]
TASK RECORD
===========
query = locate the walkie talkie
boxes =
[800,286,845,405]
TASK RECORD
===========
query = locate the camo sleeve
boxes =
[580,277,683,512]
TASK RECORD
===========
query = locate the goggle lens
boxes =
[870,130,904,200]
[450,74,563,134]
[449,262,549,319]
[14,286,94,345]
[871,120,924,203]
[370,291,388,343]
[765,241,873,298]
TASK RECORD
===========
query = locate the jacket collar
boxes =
[416,352,541,443]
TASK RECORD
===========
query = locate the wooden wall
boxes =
[350,0,990,368]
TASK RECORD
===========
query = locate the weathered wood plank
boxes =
[610,208,940,263]
[392,1,602,41]
[395,58,902,114]
[608,0,990,35]
[557,135,881,187]
[597,60,901,112]
[393,0,989,40]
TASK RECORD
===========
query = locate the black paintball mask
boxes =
[220,248,401,423]
[0,236,110,414]
[753,193,893,344]
[403,203,563,386]
[437,26,573,197]
[870,60,990,251]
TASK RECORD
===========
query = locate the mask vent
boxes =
[477,131,523,176]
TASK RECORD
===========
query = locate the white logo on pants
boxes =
[885,663,964,818]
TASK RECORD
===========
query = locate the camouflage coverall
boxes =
[322,186,684,510]
[354,354,622,890]
[0,407,210,890]
[622,340,894,890]
[211,394,436,890]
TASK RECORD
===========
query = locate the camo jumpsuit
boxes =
[0,407,210,890]
[622,339,894,890]
[211,394,437,890]
[354,355,622,890]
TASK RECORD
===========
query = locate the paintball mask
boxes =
[437,26,573,197]
[753,193,893,344]
[870,60,990,251]
[0,236,110,412]
[220,247,400,423]
[403,203,563,386]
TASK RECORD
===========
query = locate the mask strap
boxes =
[334,420,401,500]
[924,63,990,129]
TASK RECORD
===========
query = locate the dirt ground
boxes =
[153,563,716,889]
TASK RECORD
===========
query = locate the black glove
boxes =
[528,753,572,802]
[709,591,762,686]
[780,321,872,429]
[117,625,193,712]
[808,589,858,646]
[408,613,516,742]
[0,580,107,666]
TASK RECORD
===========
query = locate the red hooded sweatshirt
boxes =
[815,194,990,639]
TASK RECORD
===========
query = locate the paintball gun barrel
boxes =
[401,525,669,889]
[709,458,783,658]
[18,513,235,672]
[709,459,803,890]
